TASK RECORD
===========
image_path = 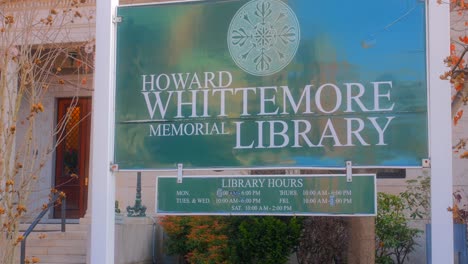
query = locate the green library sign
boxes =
[115,0,428,170]
[157,174,376,215]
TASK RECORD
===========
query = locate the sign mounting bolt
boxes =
[113,16,122,24]
[110,163,119,172]
[422,159,430,168]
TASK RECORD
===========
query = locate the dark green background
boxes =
[157,174,376,215]
[115,0,428,169]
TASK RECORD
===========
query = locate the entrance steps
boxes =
[18,223,88,264]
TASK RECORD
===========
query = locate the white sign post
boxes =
[90,0,118,263]
[428,1,453,263]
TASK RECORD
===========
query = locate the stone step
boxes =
[18,229,88,264]
[26,237,87,248]
[19,223,88,232]
[31,263,85,264]
[26,246,86,256]
[25,254,86,263]
[27,231,87,240]
[24,233,87,264]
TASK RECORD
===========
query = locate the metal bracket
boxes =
[346,161,352,182]
[112,16,122,24]
[110,163,119,172]
[177,163,183,183]
[422,158,430,168]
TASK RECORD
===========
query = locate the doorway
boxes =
[54,97,91,219]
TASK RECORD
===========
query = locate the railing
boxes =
[20,193,66,264]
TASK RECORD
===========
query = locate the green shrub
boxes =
[400,176,430,220]
[159,216,301,264]
[375,192,421,264]
[159,216,230,264]
[230,216,301,264]
[296,217,348,264]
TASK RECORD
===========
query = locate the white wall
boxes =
[18,75,93,221]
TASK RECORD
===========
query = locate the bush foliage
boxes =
[159,216,301,264]
[375,193,422,264]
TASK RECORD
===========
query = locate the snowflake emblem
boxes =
[228,0,300,76]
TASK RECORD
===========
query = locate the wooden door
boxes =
[54,97,91,219]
